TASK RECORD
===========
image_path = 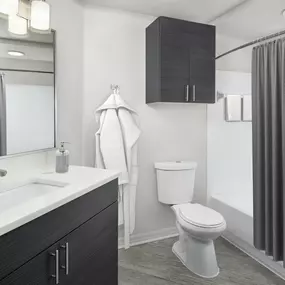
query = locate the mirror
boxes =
[0,19,55,157]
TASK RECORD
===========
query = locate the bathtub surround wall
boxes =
[207,70,252,206]
[82,6,207,237]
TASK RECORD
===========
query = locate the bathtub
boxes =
[210,193,253,245]
[209,193,285,279]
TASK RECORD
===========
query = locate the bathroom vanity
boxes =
[0,166,119,285]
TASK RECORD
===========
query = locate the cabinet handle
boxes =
[60,242,69,275]
[50,250,60,284]
[193,85,196,102]
[185,85,189,102]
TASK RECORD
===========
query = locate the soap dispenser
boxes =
[56,142,70,173]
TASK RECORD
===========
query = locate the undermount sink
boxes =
[0,180,69,213]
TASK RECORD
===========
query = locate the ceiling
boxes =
[213,0,285,40]
[82,0,243,23]
[80,0,285,41]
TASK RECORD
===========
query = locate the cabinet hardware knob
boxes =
[193,85,196,102]
[50,250,60,284]
[60,242,69,275]
[186,85,189,102]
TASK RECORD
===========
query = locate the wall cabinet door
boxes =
[146,16,216,104]
[189,54,215,103]
[161,44,190,102]
[61,202,118,285]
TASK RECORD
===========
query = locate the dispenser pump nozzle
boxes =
[59,142,69,153]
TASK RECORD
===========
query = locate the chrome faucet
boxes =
[0,169,7,177]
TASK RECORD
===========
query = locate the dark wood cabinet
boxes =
[0,180,118,285]
[0,242,60,285]
[146,16,216,104]
[63,202,118,285]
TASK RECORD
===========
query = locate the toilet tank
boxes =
[154,161,197,205]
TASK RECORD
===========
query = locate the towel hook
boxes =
[217,91,225,101]
[111,84,120,94]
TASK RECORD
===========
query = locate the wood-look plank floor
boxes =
[118,237,284,285]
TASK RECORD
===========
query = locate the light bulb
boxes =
[8,50,25,57]
[8,14,28,36]
[30,0,51,32]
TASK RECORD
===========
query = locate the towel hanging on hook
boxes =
[94,85,136,121]
[95,85,141,250]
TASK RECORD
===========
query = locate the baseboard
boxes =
[118,227,178,249]
[223,231,285,280]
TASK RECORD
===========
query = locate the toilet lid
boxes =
[178,204,224,228]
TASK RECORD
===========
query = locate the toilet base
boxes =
[172,239,219,279]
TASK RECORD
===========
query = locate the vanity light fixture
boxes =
[8,50,25,57]
[8,14,28,36]
[0,0,19,18]
[30,0,51,32]
[282,9,285,18]
[0,0,51,36]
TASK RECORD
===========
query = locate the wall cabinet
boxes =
[0,180,118,285]
[146,17,216,104]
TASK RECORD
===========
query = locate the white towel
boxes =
[242,96,252,122]
[118,107,140,233]
[95,93,140,249]
[225,95,242,122]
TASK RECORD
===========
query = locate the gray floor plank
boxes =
[118,237,285,285]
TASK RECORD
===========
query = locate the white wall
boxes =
[216,34,252,73]
[48,0,84,165]
[82,6,207,235]
[207,70,252,201]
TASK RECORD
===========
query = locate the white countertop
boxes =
[0,166,120,237]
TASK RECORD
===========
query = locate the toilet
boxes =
[154,161,226,278]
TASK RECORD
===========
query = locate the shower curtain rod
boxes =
[216,29,285,60]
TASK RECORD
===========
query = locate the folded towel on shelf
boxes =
[242,96,252,121]
[225,95,242,122]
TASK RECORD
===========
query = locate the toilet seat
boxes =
[178,203,225,228]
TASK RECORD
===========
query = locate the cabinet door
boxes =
[160,17,215,104]
[0,179,117,282]
[0,243,61,285]
[160,40,190,102]
[189,54,215,103]
[61,202,118,285]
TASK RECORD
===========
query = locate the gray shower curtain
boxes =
[0,74,7,156]
[252,38,285,264]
